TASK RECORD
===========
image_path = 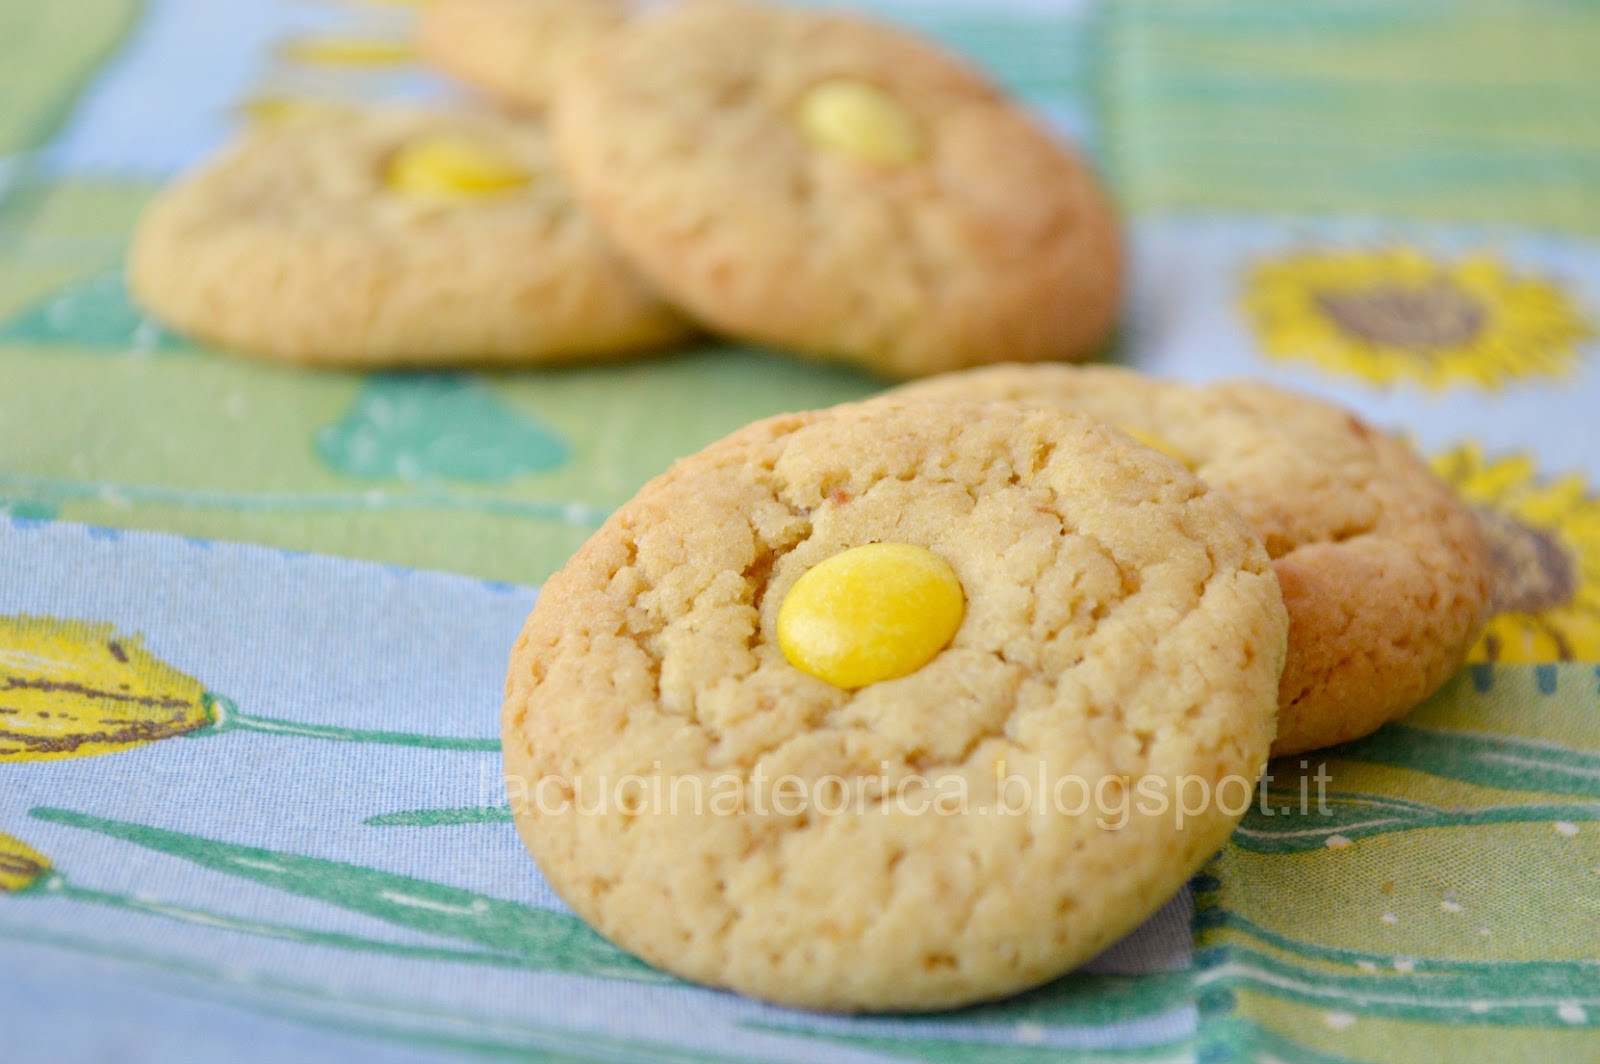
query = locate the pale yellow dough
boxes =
[504,399,1287,1010]
[552,0,1123,378]
[130,107,692,366]
[892,364,1492,756]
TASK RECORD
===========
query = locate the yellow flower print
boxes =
[0,831,52,894]
[1243,248,1593,388]
[1432,445,1600,663]
[0,614,497,762]
[0,616,214,762]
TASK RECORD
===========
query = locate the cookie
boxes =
[503,399,1287,1010]
[891,365,1491,756]
[551,0,1122,378]
[416,0,628,111]
[129,107,692,366]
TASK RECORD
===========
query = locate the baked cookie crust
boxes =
[552,0,1122,378]
[130,107,691,366]
[504,399,1286,1010]
[893,365,1491,756]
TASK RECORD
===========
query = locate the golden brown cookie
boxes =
[416,0,629,111]
[551,0,1122,378]
[503,399,1287,1010]
[129,106,692,366]
[891,365,1492,756]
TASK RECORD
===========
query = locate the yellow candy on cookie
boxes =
[239,96,353,128]
[777,542,964,689]
[796,78,924,166]
[280,37,414,67]
[386,134,532,198]
[503,400,1288,1011]
[552,2,1123,376]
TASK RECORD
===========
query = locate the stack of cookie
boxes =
[501,366,1491,1012]
[126,0,1496,1017]
[129,0,1121,377]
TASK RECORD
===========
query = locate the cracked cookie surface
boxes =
[892,364,1491,755]
[130,107,691,366]
[551,0,1122,378]
[503,399,1286,1010]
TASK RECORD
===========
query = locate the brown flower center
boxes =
[1315,279,1486,350]
[1473,504,1578,615]
[0,852,46,891]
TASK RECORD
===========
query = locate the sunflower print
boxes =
[1242,247,1593,388]
[1432,444,1600,663]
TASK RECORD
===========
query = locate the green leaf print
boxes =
[30,807,664,984]
[316,374,569,483]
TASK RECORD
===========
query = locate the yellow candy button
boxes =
[778,543,964,689]
[796,78,924,166]
[1123,427,1194,469]
[280,37,414,67]
[386,134,531,199]
[239,96,349,128]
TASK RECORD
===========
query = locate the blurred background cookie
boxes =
[416,0,630,111]
[130,106,693,366]
[552,0,1122,378]
[893,364,1492,755]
